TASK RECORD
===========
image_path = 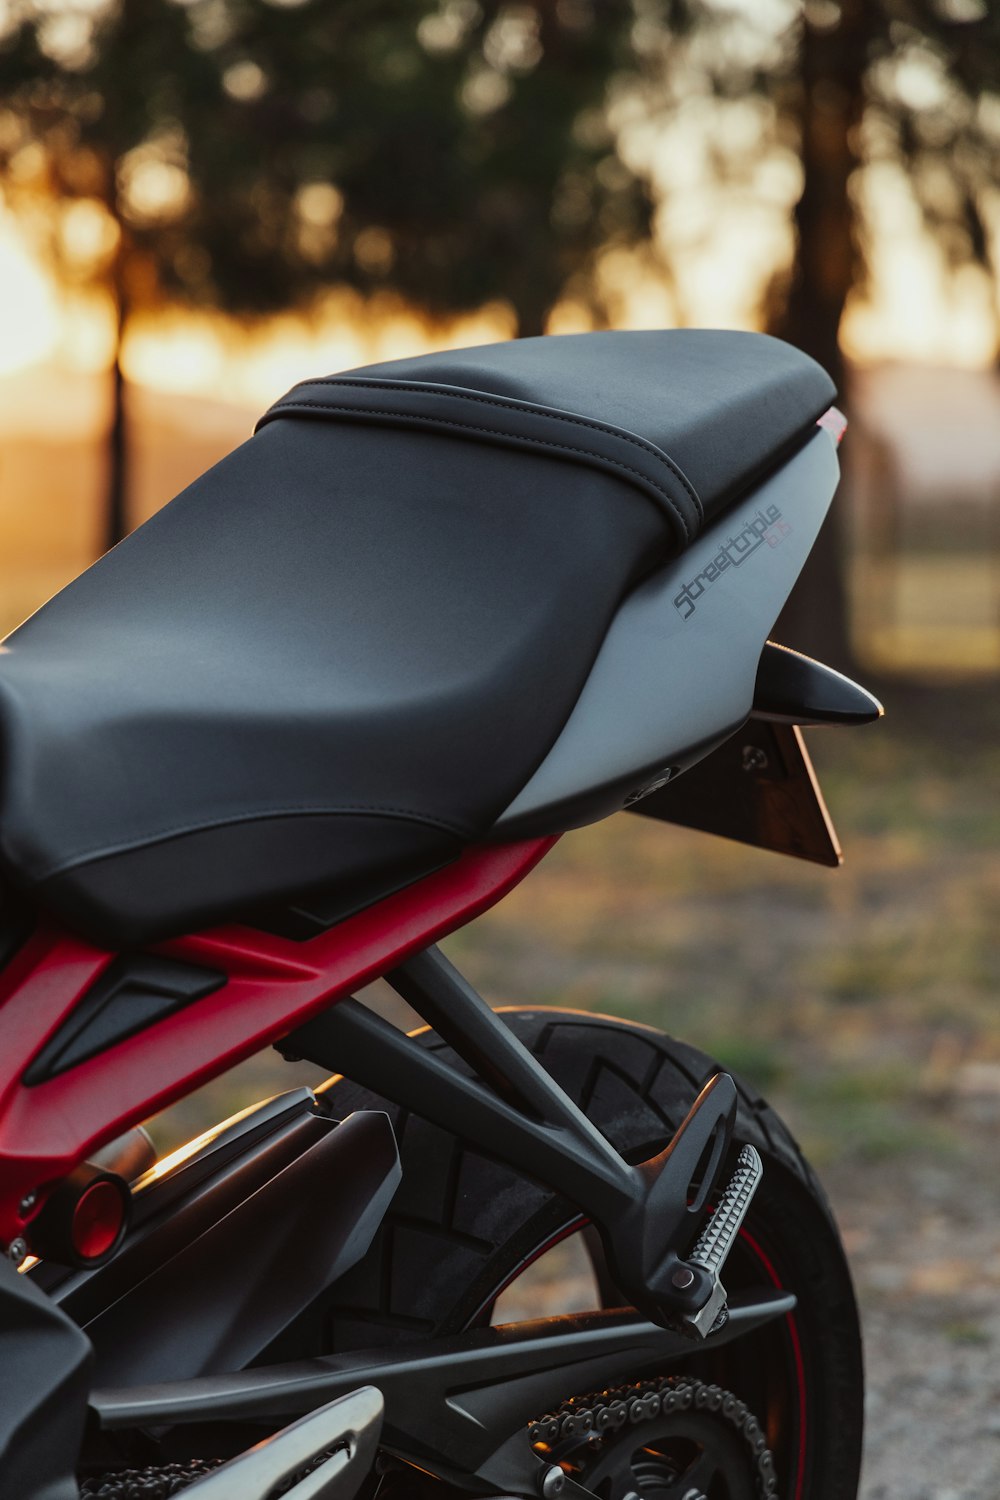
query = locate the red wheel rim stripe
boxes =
[738,1224,808,1500]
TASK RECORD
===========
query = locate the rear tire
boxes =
[317,1007,864,1500]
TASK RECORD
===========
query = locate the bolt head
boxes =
[741,745,769,773]
[671,1265,695,1290]
[7,1238,28,1265]
[19,1191,37,1217]
[541,1467,566,1498]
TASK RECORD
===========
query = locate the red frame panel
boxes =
[0,836,556,1248]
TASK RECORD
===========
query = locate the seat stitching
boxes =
[266,396,695,542]
[38,804,474,878]
[284,377,704,524]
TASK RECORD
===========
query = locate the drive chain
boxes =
[528,1372,779,1498]
[79,1460,223,1499]
[81,1373,777,1500]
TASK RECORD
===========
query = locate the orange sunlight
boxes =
[2,167,998,411]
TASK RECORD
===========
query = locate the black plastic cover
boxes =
[0,1257,92,1499]
[630,720,842,867]
[23,955,225,1084]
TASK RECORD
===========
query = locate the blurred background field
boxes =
[3,0,1000,1492]
[155,675,1000,1177]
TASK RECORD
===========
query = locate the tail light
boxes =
[27,1163,130,1268]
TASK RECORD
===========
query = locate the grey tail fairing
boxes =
[493,426,843,840]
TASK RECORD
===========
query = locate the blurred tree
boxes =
[640,0,1000,668]
[5,0,999,641]
[0,0,654,549]
[774,0,1000,668]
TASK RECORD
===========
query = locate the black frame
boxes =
[7,944,784,1498]
[282,944,742,1333]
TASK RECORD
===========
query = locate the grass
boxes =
[151,676,1000,1177]
[942,1320,993,1347]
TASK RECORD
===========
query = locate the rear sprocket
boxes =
[530,1372,776,1500]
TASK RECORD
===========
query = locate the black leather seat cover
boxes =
[263,328,835,552]
[0,331,833,946]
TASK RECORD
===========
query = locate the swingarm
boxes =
[93,1299,793,1498]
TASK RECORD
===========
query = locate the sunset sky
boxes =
[2,0,998,401]
[0,150,996,407]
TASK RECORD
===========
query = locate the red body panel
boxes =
[0,837,556,1248]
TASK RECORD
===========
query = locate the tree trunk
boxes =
[514,303,548,339]
[771,1,874,673]
[102,233,130,554]
[104,338,128,553]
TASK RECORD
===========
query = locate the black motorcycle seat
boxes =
[262,328,834,552]
[0,330,833,947]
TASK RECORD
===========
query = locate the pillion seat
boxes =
[0,330,834,947]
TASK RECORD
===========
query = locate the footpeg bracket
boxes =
[283,945,760,1336]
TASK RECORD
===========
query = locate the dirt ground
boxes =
[826,1143,1000,1499]
[152,677,1000,1499]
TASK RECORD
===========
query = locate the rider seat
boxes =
[0,331,834,946]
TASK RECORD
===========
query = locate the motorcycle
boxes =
[0,328,881,1500]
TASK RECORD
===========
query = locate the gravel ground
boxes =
[824,1100,1000,1499]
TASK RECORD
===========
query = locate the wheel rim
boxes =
[581,1410,758,1500]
